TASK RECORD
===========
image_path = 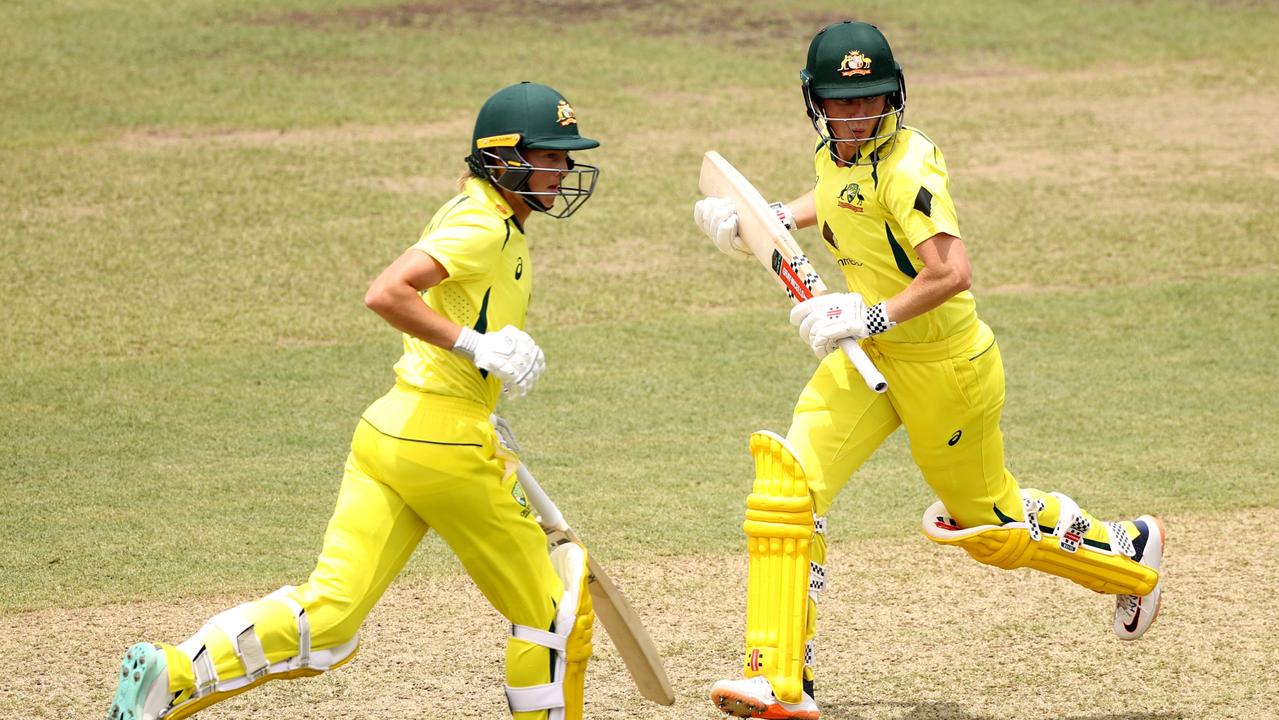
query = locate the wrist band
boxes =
[453,326,480,360]
[769,201,797,231]
[866,301,896,335]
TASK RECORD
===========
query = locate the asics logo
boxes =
[948,430,962,446]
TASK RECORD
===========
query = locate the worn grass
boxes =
[2,1,1277,717]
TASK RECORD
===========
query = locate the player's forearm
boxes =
[364,282,461,348]
[884,264,971,325]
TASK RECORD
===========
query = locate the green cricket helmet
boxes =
[466,82,600,218]
[800,21,907,165]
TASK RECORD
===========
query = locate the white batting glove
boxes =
[789,294,896,358]
[453,325,546,400]
[693,196,751,260]
[490,413,522,454]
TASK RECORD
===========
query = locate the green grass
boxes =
[3,0,1278,610]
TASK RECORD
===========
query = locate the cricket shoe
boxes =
[1113,515,1166,640]
[106,642,173,720]
[710,676,819,719]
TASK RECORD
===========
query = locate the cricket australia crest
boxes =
[837,182,865,213]
[556,99,578,126]
[511,479,532,518]
[838,50,872,77]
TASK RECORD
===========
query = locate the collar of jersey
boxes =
[464,177,515,220]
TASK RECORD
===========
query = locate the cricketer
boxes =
[693,21,1166,720]
[106,81,601,720]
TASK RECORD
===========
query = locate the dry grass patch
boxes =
[252,1,853,45]
[114,119,471,151]
[4,509,1273,719]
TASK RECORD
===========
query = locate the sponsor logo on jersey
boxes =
[837,182,865,213]
[515,257,524,280]
[838,50,873,77]
[556,99,577,126]
[948,430,962,446]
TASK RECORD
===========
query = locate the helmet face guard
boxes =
[801,21,907,166]
[469,141,599,219]
[802,73,906,166]
[466,82,601,219]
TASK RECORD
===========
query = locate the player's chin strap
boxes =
[504,542,594,720]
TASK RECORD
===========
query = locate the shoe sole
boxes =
[106,643,165,720]
[711,688,820,720]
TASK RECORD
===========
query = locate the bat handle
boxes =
[517,463,569,532]
[838,337,888,393]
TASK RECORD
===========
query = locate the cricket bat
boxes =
[698,150,888,393]
[516,464,676,706]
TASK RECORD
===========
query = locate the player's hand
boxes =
[790,294,897,357]
[454,325,546,400]
[693,196,751,260]
[490,413,522,454]
[790,293,869,358]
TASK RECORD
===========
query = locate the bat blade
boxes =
[547,529,676,706]
[519,464,673,705]
[698,150,888,393]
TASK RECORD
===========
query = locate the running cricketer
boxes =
[693,21,1167,719]
[106,81,601,720]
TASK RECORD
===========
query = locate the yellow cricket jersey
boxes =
[393,177,532,409]
[813,116,977,344]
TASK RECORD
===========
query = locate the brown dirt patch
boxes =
[3,509,1273,718]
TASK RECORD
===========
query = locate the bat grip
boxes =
[838,337,888,393]
[516,464,569,532]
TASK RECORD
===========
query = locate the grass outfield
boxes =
[2,1,1277,718]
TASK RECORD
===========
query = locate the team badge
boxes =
[556,99,577,126]
[837,182,865,213]
[838,50,873,77]
[511,480,532,518]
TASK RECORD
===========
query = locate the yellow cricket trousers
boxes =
[170,383,562,719]
[784,319,1112,685]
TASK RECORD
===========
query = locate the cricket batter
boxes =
[106,81,601,720]
[693,22,1166,719]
